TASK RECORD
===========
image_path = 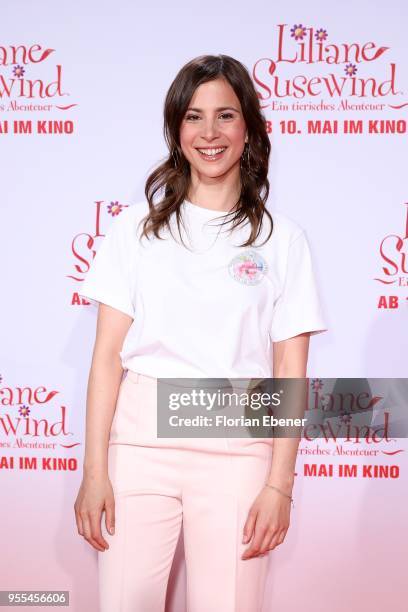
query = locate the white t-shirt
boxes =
[79,199,328,378]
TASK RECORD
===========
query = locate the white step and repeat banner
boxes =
[1,1,407,610]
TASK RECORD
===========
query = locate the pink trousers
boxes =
[99,370,274,612]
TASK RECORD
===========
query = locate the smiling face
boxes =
[179,77,248,182]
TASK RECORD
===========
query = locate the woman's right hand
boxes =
[74,475,115,552]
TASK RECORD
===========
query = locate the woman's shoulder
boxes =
[121,199,150,223]
[113,200,150,238]
[268,209,305,245]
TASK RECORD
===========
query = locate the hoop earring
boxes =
[240,142,251,174]
[172,147,180,168]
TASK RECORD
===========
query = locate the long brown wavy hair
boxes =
[140,54,273,248]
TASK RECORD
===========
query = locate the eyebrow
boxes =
[186,106,240,113]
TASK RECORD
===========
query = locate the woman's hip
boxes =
[110,370,274,457]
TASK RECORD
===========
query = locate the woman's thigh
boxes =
[181,441,273,612]
[99,444,184,612]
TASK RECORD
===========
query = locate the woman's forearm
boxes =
[83,350,124,480]
[266,437,299,493]
[266,379,306,493]
[267,334,310,494]
[266,377,305,493]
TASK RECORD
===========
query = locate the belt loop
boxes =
[125,369,140,384]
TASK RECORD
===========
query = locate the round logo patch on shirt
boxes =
[228,250,268,285]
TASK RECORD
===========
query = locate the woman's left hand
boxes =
[241,486,291,560]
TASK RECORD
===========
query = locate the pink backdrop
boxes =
[1,1,407,610]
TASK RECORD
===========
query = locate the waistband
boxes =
[124,370,265,390]
[125,370,157,384]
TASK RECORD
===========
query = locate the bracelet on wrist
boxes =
[264,484,295,509]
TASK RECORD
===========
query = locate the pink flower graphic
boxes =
[107,201,124,216]
[290,24,307,41]
[12,64,25,78]
[311,378,323,391]
[229,250,268,285]
[19,404,31,417]
[315,28,328,41]
[237,261,259,280]
[344,63,357,77]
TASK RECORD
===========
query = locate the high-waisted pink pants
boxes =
[99,370,274,612]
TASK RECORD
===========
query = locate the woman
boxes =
[74,54,328,612]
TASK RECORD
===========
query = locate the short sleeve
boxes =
[78,208,137,318]
[269,230,328,342]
